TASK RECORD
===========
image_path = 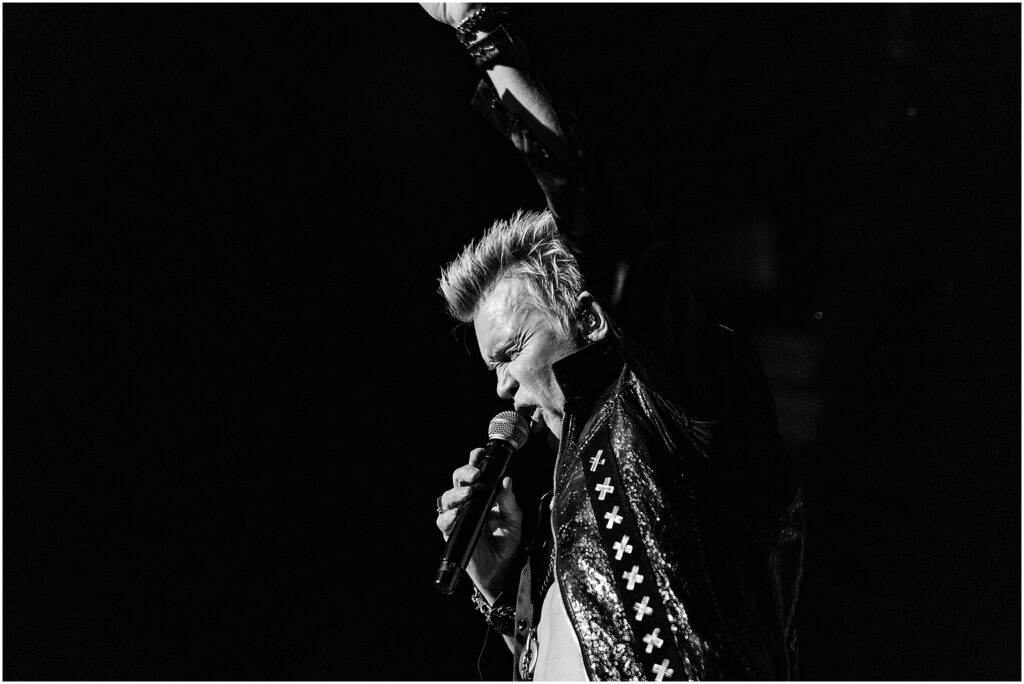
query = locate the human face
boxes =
[474,278,580,440]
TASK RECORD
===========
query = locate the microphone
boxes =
[434,410,530,595]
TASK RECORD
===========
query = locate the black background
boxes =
[4,3,1020,680]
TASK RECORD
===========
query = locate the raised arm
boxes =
[420,4,666,332]
[422,4,722,409]
[421,4,570,164]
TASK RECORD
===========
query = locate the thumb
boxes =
[496,476,519,513]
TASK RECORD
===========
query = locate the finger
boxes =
[486,478,521,538]
[467,447,486,467]
[452,463,482,488]
[440,485,474,512]
[495,476,521,519]
[436,508,459,540]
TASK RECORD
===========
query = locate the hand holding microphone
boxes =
[434,411,530,599]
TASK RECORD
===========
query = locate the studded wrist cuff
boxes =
[465,24,526,70]
[453,5,526,70]
[470,586,516,636]
[454,4,511,45]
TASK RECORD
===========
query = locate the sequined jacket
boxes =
[471,78,805,681]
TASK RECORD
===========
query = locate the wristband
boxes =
[470,586,516,636]
[466,24,523,70]
[454,4,511,45]
[454,5,526,70]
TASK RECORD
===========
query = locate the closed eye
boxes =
[485,334,522,370]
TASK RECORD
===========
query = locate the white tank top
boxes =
[533,581,589,680]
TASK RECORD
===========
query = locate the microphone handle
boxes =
[434,438,515,594]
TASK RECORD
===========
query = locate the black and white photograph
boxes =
[4,2,1020,680]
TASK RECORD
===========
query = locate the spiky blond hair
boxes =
[439,209,584,337]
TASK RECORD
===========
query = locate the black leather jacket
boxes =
[471,78,804,681]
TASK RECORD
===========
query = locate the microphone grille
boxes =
[488,411,531,451]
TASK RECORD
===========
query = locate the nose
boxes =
[495,365,518,401]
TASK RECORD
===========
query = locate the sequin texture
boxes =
[545,368,804,680]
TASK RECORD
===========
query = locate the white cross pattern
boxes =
[604,506,623,530]
[643,627,664,654]
[594,477,615,500]
[652,659,674,681]
[622,565,644,590]
[633,595,653,621]
[613,534,633,560]
[588,449,605,472]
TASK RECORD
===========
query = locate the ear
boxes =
[576,291,609,343]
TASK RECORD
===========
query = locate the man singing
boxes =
[428,4,804,680]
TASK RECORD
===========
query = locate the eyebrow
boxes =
[484,337,515,371]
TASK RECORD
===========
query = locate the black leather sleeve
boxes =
[470,78,724,420]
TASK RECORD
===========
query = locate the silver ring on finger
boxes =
[436,495,444,515]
